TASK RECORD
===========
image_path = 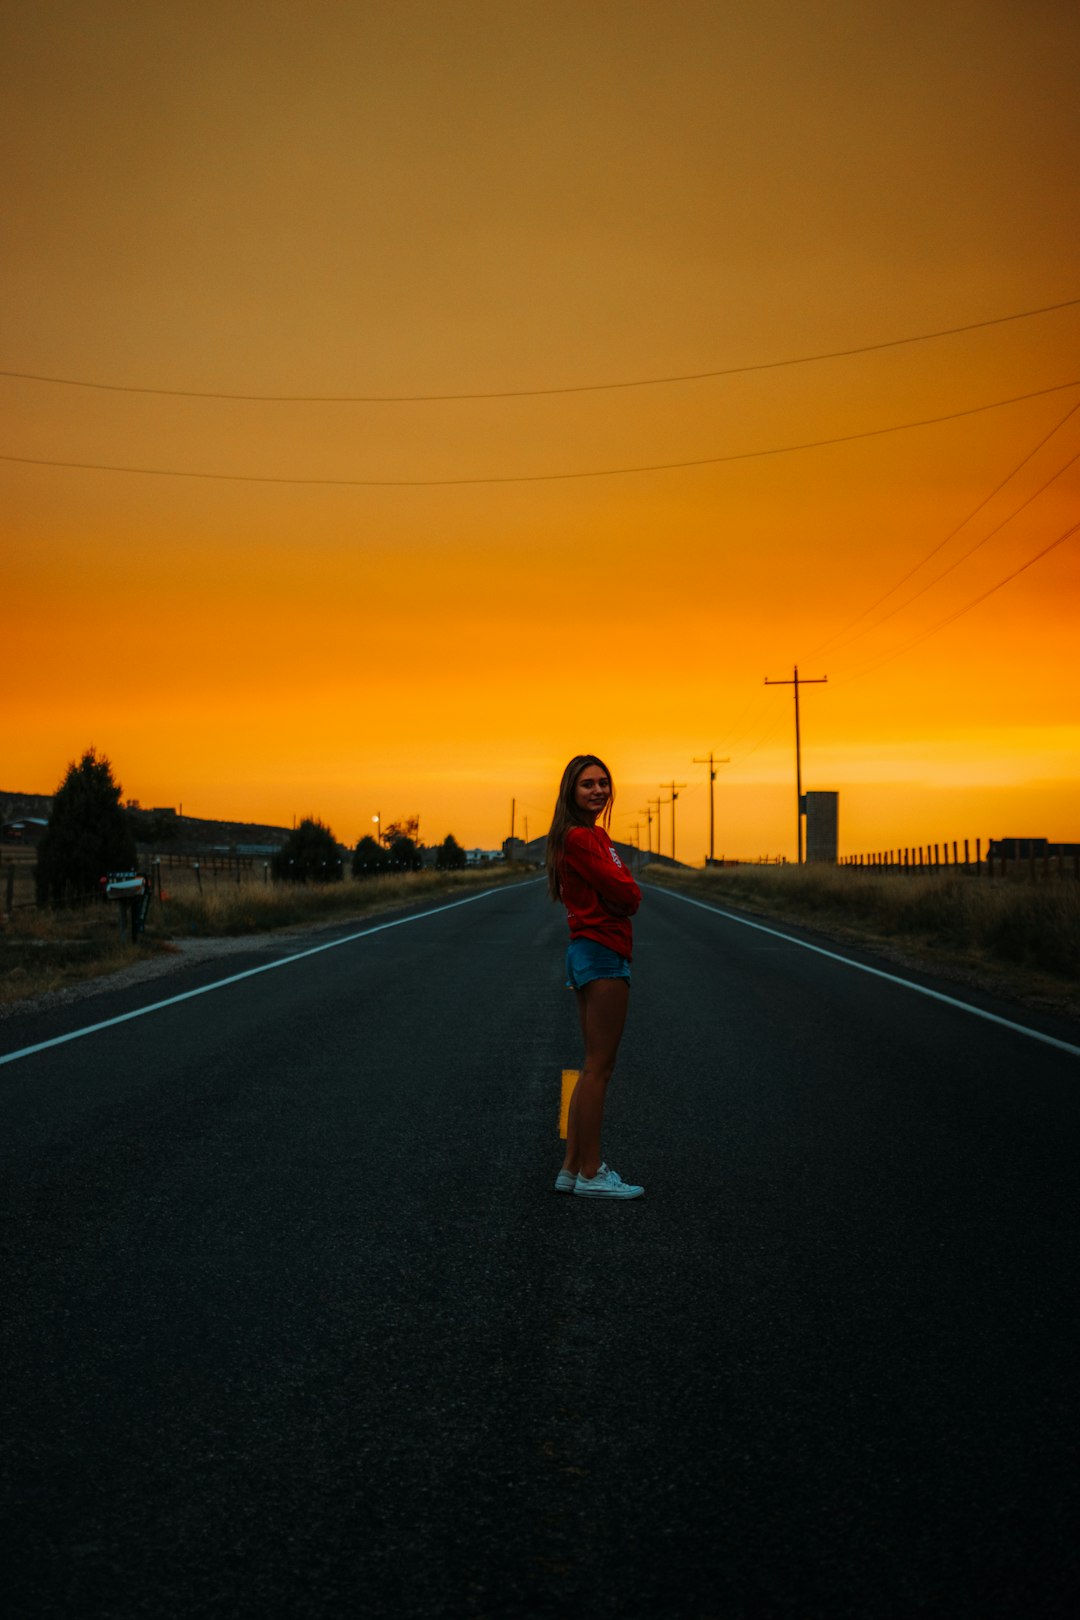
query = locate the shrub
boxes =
[387,834,421,871]
[352,834,390,878]
[271,817,343,883]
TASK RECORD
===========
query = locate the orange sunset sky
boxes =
[3,1,1079,861]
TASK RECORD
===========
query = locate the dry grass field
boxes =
[147,861,525,937]
[646,861,1080,1020]
[0,851,531,1006]
[0,846,37,910]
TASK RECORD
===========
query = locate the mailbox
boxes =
[103,871,150,941]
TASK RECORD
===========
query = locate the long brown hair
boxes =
[545,754,615,901]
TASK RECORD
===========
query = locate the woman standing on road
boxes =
[547,754,644,1200]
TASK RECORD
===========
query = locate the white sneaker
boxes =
[554,1169,577,1193]
[573,1162,644,1200]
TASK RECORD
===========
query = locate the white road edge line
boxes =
[0,885,520,1069]
[652,885,1080,1059]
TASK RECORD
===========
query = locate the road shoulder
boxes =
[646,876,1080,1041]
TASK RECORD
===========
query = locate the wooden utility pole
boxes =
[660,780,687,863]
[692,751,730,864]
[764,665,827,864]
[639,807,653,856]
[650,797,665,859]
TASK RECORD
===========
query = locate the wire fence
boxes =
[0,848,285,916]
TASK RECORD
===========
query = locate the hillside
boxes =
[1,790,291,852]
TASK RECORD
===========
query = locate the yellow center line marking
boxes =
[560,1069,579,1138]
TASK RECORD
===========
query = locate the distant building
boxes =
[804,792,839,864]
[989,837,1080,859]
[1,817,49,844]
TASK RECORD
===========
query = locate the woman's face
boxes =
[573,764,611,820]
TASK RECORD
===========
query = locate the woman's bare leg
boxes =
[561,978,629,1180]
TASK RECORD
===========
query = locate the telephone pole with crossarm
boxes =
[660,780,687,863]
[764,665,827,864]
[692,751,730,865]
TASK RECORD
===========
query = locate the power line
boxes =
[711,506,1079,761]
[841,517,1080,679]
[731,511,1079,752]
[696,691,821,779]
[728,713,790,767]
[706,693,774,762]
[2,297,1077,403]
[829,440,1080,662]
[4,379,1077,489]
[810,395,1080,656]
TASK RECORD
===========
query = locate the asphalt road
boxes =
[2,877,1078,1619]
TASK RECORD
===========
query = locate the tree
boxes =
[436,834,467,870]
[383,816,420,845]
[352,834,389,878]
[35,747,138,906]
[271,817,343,883]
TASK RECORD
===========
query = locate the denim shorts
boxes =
[565,937,632,990]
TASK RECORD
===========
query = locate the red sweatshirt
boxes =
[560,824,642,959]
